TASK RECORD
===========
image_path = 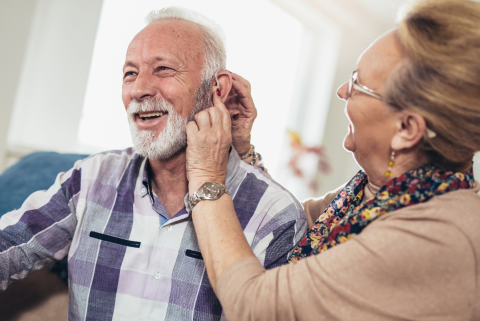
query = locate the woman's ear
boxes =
[391,111,426,151]
[216,71,233,103]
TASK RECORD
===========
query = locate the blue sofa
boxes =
[0,151,88,280]
[0,152,88,215]
[0,152,88,320]
[0,152,88,282]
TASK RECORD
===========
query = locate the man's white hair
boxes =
[145,7,227,82]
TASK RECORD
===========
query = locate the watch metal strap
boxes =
[188,183,229,209]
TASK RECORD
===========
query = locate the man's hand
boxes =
[224,73,257,156]
[186,86,232,195]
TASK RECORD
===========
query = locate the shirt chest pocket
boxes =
[89,231,141,248]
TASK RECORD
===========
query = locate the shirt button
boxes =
[154,272,160,279]
[141,188,147,194]
[167,225,172,231]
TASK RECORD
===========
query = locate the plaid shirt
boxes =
[0,147,306,321]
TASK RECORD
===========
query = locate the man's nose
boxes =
[131,73,157,101]
[336,81,349,101]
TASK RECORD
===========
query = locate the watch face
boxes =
[198,182,221,199]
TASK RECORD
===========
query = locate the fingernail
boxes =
[216,88,221,96]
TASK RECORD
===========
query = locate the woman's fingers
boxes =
[193,86,231,134]
[208,106,223,128]
[185,84,232,192]
[185,120,199,138]
[231,77,252,100]
[231,73,251,93]
[229,74,256,119]
[212,85,232,133]
[225,73,254,119]
[195,109,212,131]
[223,73,256,156]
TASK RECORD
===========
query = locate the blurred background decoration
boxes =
[1,0,479,201]
[283,130,331,198]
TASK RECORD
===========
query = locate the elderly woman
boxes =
[185,0,480,319]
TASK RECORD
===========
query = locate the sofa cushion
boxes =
[0,152,88,217]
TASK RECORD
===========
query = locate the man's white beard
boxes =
[127,80,211,160]
[127,99,187,160]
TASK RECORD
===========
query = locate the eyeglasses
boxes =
[347,69,437,138]
[348,70,382,100]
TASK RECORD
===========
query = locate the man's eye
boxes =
[157,66,171,72]
[124,72,136,78]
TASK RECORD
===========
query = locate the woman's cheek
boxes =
[343,107,356,152]
[343,128,355,152]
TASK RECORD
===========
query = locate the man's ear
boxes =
[391,111,426,151]
[215,71,233,103]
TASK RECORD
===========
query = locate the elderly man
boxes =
[0,7,306,321]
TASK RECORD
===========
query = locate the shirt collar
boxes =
[226,146,241,185]
[141,160,152,199]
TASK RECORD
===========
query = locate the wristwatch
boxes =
[188,182,230,209]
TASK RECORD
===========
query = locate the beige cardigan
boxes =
[217,183,480,321]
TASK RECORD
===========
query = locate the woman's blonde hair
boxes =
[386,0,480,172]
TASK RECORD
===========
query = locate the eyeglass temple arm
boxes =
[352,83,382,100]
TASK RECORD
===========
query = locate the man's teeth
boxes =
[139,111,168,121]
[139,111,166,118]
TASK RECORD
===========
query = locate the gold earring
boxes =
[385,151,395,178]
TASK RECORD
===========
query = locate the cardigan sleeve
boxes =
[216,198,478,321]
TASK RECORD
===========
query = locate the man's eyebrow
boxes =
[123,56,178,70]
[123,61,137,70]
[153,56,178,64]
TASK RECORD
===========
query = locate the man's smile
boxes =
[134,111,169,131]
[137,111,168,122]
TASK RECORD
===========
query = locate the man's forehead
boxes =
[126,20,205,59]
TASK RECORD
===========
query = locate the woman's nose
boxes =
[337,81,349,101]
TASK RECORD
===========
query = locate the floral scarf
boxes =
[287,164,476,263]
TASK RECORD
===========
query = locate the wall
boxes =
[7,0,103,155]
[0,0,38,171]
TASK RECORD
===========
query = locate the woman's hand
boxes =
[186,86,232,194]
[224,73,257,156]
[186,86,255,292]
